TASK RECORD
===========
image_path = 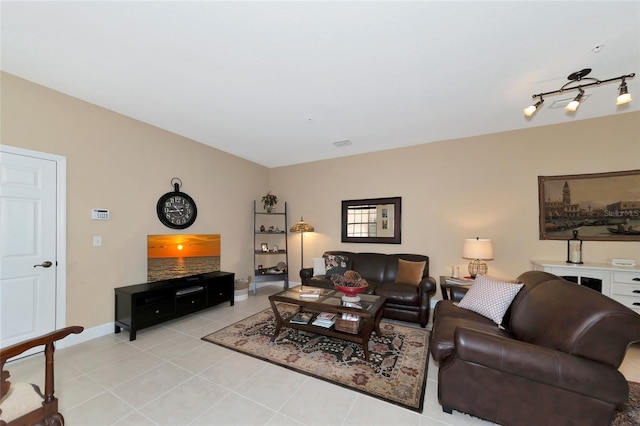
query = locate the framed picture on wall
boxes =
[341,197,402,244]
[538,169,640,241]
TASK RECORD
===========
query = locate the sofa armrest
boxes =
[453,326,627,402]
[300,268,314,283]
[418,276,437,296]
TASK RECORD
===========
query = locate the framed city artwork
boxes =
[538,169,640,241]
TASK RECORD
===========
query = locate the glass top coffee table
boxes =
[268,286,387,361]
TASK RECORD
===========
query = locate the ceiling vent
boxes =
[550,94,591,109]
[332,140,352,147]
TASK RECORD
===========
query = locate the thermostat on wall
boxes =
[610,258,636,267]
[91,208,110,220]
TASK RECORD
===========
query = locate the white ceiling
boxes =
[2,1,639,168]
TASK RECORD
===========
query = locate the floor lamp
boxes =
[290,217,314,269]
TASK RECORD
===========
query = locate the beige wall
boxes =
[1,72,268,328]
[2,71,639,331]
[273,112,640,286]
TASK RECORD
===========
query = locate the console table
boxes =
[531,260,640,315]
[114,271,234,340]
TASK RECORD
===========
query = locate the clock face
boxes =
[156,192,197,229]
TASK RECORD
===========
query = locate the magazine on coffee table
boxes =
[298,288,322,298]
[290,312,313,324]
[312,312,336,328]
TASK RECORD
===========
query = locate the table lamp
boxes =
[462,237,494,278]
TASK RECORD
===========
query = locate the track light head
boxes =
[616,79,632,105]
[565,88,584,112]
[524,97,544,117]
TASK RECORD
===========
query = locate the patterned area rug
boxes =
[202,305,429,412]
[612,381,640,426]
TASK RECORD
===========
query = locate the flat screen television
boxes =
[147,234,221,282]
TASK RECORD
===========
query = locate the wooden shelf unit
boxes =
[253,201,289,293]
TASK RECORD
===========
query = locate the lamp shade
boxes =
[290,217,314,233]
[462,238,494,260]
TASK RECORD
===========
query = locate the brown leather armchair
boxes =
[429,271,640,426]
[0,326,84,426]
[300,251,436,327]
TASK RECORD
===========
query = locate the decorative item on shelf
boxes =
[268,226,275,232]
[462,237,494,278]
[272,245,279,253]
[260,225,265,232]
[262,191,278,212]
[290,217,314,269]
[566,230,583,264]
[331,270,369,302]
[261,243,269,252]
[523,68,635,117]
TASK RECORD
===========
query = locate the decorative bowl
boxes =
[335,284,368,302]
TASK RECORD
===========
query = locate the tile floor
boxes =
[5,285,640,426]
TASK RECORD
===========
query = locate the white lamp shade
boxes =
[462,238,494,260]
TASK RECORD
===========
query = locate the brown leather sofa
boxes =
[300,251,436,327]
[429,270,640,426]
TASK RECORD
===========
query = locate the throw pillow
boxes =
[395,259,426,286]
[457,274,524,325]
[312,258,326,276]
[324,254,350,277]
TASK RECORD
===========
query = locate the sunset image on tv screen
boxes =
[147,234,221,282]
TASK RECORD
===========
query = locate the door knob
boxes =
[33,261,53,268]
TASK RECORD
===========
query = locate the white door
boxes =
[0,147,63,350]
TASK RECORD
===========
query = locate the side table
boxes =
[439,276,472,302]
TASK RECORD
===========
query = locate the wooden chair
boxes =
[0,326,83,426]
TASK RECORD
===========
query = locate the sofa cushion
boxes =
[457,275,523,325]
[349,252,388,283]
[375,282,419,306]
[324,254,350,277]
[0,382,44,422]
[395,259,426,286]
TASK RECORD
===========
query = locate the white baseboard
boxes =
[58,322,115,348]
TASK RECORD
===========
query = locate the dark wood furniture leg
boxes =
[269,300,284,342]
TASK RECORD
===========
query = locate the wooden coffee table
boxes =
[268,286,387,361]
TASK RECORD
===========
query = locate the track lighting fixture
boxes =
[524,69,635,117]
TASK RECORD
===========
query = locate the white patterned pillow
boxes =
[457,275,524,325]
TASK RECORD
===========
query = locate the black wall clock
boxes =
[156,178,197,229]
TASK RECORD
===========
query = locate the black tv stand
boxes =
[114,271,234,341]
